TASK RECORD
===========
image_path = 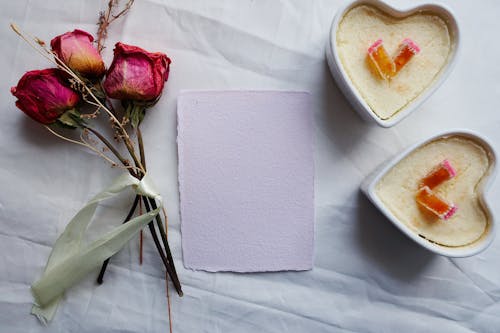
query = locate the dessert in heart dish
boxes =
[326,0,459,127]
[362,131,497,257]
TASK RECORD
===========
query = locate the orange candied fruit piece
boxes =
[367,39,395,80]
[393,38,421,73]
[416,186,457,220]
[419,159,456,189]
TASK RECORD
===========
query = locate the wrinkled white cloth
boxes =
[1,0,500,332]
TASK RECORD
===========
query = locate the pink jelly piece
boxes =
[442,159,457,178]
[443,205,458,220]
[368,38,383,54]
[402,38,421,54]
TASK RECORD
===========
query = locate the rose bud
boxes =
[11,68,80,124]
[103,42,171,101]
[51,29,105,78]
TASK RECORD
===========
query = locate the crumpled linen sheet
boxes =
[1,0,500,332]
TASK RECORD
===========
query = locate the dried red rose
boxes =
[11,68,80,124]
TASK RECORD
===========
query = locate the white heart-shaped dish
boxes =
[326,0,460,127]
[361,130,497,257]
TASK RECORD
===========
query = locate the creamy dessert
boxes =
[336,5,453,120]
[376,135,492,247]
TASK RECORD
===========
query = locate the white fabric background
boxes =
[1,0,500,332]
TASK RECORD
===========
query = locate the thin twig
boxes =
[80,128,140,174]
[44,125,89,148]
[82,98,102,109]
[84,126,132,171]
[45,125,124,169]
[97,0,134,53]
[79,131,119,166]
[11,24,83,84]
[11,24,60,67]
[80,105,102,120]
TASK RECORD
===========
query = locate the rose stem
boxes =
[137,127,183,296]
[137,128,145,265]
[139,198,143,265]
[85,126,177,293]
[95,123,182,295]
[121,133,144,174]
[137,127,146,170]
[142,198,183,296]
[84,125,137,178]
[147,220,183,296]
[139,129,174,330]
[162,206,173,333]
[145,198,181,288]
[97,195,140,284]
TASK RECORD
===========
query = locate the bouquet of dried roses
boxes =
[10,1,181,325]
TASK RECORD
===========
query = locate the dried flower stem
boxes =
[161,205,173,333]
[79,131,116,165]
[81,128,142,175]
[44,125,126,170]
[89,127,179,295]
[80,123,179,296]
[97,0,134,53]
[84,126,127,164]
[136,125,183,296]
[136,130,145,265]
[44,125,89,148]
[82,98,102,110]
[147,198,182,295]
[11,24,58,66]
[83,125,140,177]
[80,105,102,120]
[143,198,183,296]
[137,127,146,170]
[45,124,175,298]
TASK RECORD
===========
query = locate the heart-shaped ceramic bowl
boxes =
[361,130,497,257]
[326,0,460,127]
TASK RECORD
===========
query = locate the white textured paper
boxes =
[2,0,500,332]
[177,91,314,272]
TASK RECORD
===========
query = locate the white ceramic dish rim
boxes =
[361,129,497,257]
[327,0,460,127]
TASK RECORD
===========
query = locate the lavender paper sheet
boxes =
[177,91,314,272]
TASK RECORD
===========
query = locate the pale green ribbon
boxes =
[31,173,161,324]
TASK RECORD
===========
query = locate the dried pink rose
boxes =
[51,29,105,78]
[103,42,171,101]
